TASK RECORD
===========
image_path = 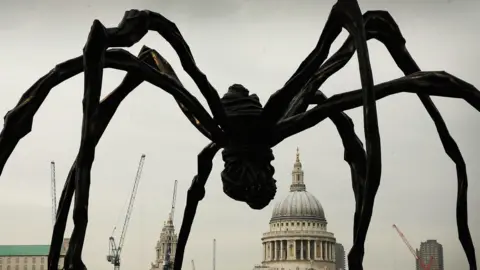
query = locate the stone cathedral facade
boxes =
[258,149,337,270]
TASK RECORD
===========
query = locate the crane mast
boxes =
[170,180,178,221]
[50,161,57,227]
[213,239,216,270]
[392,224,434,270]
[163,180,178,270]
[107,154,146,270]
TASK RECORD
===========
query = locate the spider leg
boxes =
[351,12,477,269]
[106,10,229,131]
[0,48,223,178]
[68,18,230,268]
[285,10,477,269]
[266,5,382,265]
[62,21,108,270]
[275,71,480,268]
[263,0,379,139]
[0,45,221,269]
[283,10,411,119]
[362,12,478,268]
[310,91,367,246]
[275,72,480,140]
[276,12,384,268]
[174,142,220,270]
[49,47,154,270]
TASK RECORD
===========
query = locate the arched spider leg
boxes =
[106,10,229,132]
[148,49,223,270]
[275,72,480,269]
[310,91,367,241]
[52,47,222,270]
[174,142,220,270]
[283,10,477,269]
[264,0,376,123]
[280,79,368,249]
[277,12,392,267]
[3,46,156,270]
[275,77,479,269]
[50,47,151,270]
[0,48,222,177]
[52,47,189,270]
[274,72,480,147]
[71,18,230,268]
[0,47,222,269]
[262,2,381,265]
[360,14,478,268]
[67,17,230,268]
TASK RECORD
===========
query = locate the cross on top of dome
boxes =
[294,147,302,168]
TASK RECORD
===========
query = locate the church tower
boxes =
[150,214,178,270]
[150,180,179,270]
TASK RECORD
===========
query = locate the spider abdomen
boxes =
[218,83,276,209]
[221,146,277,210]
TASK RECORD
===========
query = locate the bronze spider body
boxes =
[0,0,478,269]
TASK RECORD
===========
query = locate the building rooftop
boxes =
[0,245,50,256]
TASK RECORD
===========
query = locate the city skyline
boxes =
[0,0,479,270]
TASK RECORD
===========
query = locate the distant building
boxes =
[150,214,178,270]
[252,264,272,270]
[416,240,444,270]
[0,238,69,270]
[257,149,337,270]
[334,243,345,270]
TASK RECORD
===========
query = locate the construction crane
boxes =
[392,224,434,270]
[163,180,178,270]
[191,260,195,270]
[50,161,57,227]
[107,154,146,270]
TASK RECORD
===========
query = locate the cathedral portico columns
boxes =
[327,241,330,261]
[300,240,304,260]
[293,240,297,259]
[318,241,323,260]
[307,240,311,260]
[328,241,332,261]
[270,241,273,260]
[263,243,266,261]
[280,240,283,260]
[323,241,327,260]
[328,241,331,261]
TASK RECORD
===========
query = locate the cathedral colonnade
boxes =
[262,238,336,262]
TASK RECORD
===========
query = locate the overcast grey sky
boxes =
[0,0,479,269]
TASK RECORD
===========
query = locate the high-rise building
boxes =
[416,240,444,270]
[0,238,69,270]
[334,243,345,270]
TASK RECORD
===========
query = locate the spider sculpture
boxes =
[0,0,478,269]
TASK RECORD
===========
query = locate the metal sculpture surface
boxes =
[0,0,478,269]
